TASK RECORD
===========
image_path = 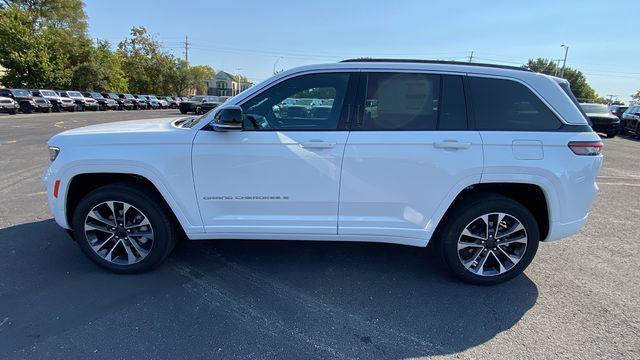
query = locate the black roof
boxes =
[340,58,532,72]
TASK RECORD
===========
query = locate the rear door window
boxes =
[468,77,561,130]
[360,72,440,130]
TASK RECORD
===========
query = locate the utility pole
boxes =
[560,44,569,78]
[273,57,282,75]
[184,35,190,66]
[468,51,474,63]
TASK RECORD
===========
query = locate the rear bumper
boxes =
[545,215,589,241]
[592,123,619,133]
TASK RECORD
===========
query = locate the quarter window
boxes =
[361,73,440,130]
[468,77,561,130]
[241,72,350,131]
[439,75,468,130]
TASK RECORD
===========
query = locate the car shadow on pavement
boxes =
[0,219,538,359]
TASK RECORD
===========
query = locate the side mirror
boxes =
[211,105,243,131]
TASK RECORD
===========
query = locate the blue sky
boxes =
[85,0,640,102]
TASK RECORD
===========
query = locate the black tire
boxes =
[180,108,187,114]
[77,103,85,112]
[439,193,539,285]
[606,129,617,138]
[619,120,627,135]
[99,104,106,111]
[8,109,16,115]
[52,103,60,112]
[20,102,33,114]
[71,183,179,273]
[195,106,203,115]
[635,123,640,139]
[43,107,51,113]
[68,106,76,112]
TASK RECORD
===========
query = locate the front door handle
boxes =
[434,140,472,150]
[300,140,336,149]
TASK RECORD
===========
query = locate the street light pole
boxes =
[560,44,569,78]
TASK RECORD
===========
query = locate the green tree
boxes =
[0,0,92,88]
[71,40,127,92]
[631,90,640,105]
[118,26,179,94]
[188,64,215,95]
[524,58,598,101]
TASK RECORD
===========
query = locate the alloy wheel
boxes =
[84,201,154,265]
[457,212,528,277]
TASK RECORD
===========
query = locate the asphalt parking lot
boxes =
[0,110,638,359]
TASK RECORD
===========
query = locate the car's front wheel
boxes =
[606,129,617,138]
[440,194,539,285]
[72,183,179,273]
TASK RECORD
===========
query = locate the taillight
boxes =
[568,141,603,156]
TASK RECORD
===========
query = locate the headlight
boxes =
[49,146,60,162]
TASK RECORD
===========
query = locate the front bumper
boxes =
[59,102,76,109]
[34,104,52,111]
[0,104,19,112]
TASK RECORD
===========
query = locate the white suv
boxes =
[43,60,602,285]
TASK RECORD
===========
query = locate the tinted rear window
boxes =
[361,72,440,130]
[468,77,561,131]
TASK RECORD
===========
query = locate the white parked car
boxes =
[43,60,602,285]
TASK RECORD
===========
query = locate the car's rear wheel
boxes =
[72,183,178,273]
[440,194,539,285]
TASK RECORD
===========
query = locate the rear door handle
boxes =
[300,140,336,149]
[434,140,472,150]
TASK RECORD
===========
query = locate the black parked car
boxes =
[0,88,51,113]
[179,95,221,114]
[609,105,628,119]
[118,93,148,110]
[579,103,620,138]
[32,89,76,112]
[82,92,119,111]
[102,92,133,110]
[620,105,640,138]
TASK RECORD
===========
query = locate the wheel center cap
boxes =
[115,225,127,238]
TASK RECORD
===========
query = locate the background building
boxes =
[205,71,253,97]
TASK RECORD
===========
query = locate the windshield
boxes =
[107,93,118,99]
[68,91,83,97]
[11,89,31,97]
[189,96,204,102]
[90,92,104,99]
[123,94,134,99]
[580,104,609,114]
[149,95,158,100]
[41,90,57,97]
[136,95,147,99]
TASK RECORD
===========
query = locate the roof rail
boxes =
[340,58,532,72]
